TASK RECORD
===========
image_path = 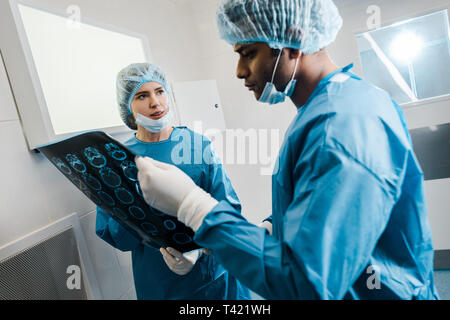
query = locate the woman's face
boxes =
[130,81,169,121]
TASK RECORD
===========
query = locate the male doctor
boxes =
[135,0,439,300]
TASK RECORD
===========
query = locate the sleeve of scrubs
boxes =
[193,115,399,299]
[204,143,241,212]
[95,207,141,252]
[201,141,251,299]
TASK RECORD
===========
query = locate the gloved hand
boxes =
[258,221,273,235]
[136,156,218,231]
[136,156,197,216]
[160,247,202,276]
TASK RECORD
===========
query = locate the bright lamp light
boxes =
[390,32,423,62]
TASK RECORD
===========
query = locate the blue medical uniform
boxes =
[96,127,250,300]
[193,65,440,300]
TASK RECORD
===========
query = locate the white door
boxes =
[171,80,227,134]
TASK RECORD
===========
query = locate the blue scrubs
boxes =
[96,127,250,300]
[193,65,440,300]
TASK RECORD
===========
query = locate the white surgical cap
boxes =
[216,0,343,54]
[116,63,171,130]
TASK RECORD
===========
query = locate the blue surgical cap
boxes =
[216,0,343,54]
[116,63,171,130]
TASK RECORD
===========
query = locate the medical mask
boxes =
[135,108,173,133]
[259,51,300,105]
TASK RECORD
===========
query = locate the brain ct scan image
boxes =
[38,131,199,252]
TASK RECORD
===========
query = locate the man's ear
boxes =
[288,48,302,59]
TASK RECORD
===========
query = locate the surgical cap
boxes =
[116,63,171,130]
[216,0,343,54]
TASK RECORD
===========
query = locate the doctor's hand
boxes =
[160,247,201,276]
[135,156,197,217]
[136,156,218,231]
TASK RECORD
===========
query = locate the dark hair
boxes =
[270,48,281,57]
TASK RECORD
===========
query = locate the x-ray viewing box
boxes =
[0,0,153,149]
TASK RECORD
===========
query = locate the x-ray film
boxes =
[37,131,200,252]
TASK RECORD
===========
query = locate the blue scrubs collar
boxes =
[134,126,179,145]
[298,63,356,111]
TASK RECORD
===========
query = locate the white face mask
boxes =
[258,50,300,105]
[135,108,173,133]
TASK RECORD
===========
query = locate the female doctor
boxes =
[95,62,250,300]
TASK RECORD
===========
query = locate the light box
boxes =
[1,0,153,149]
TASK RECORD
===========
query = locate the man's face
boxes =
[234,42,291,100]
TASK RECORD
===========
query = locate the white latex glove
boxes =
[136,156,218,231]
[160,247,202,276]
[136,156,196,216]
[258,221,273,235]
